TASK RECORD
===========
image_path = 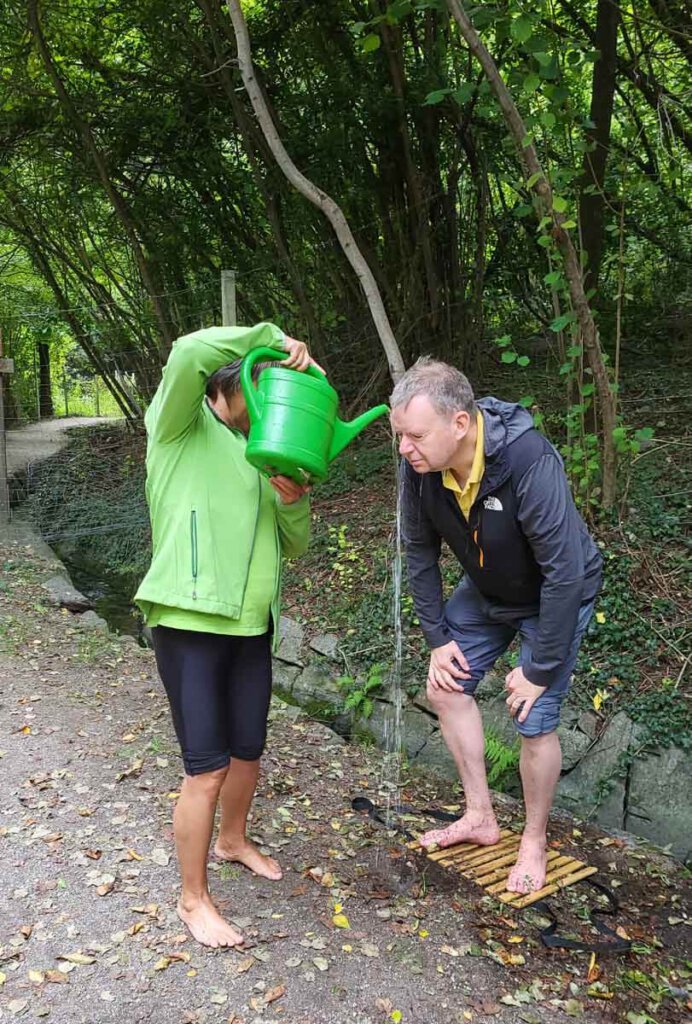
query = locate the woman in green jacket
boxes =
[135,322,314,948]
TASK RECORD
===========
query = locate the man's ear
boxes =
[453,410,471,438]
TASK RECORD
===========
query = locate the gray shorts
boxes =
[443,581,595,737]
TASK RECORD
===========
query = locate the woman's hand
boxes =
[282,336,325,374]
[269,475,310,504]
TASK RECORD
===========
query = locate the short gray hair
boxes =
[390,356,476,417]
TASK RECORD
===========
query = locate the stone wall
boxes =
[275,616,692,863]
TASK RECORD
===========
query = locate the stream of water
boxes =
[374,446,406,843]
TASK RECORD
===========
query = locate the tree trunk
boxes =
[225,0,405,382]
[580,0,620,296]
[37,342,53,418]
[446,0,618,508]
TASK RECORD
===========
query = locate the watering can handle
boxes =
[240,346,328,425]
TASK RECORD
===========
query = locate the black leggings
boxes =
[151,626,272,775]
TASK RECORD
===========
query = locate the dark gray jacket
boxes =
[401,398,602,687]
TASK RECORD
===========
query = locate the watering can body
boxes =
[240,347,388,483]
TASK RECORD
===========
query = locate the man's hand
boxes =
[269,475,310,505]
[282,336,325,374]
[505,667,546,723]
[428,640,471,692]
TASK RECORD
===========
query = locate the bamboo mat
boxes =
[411,828,597,909]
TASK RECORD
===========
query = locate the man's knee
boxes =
[426,681,475,715]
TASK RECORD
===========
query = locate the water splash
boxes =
[376,440,405,844]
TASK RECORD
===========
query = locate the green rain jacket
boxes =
[134,323,311,643]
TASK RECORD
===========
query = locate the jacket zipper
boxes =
[190,509,198,599]
[239,473,262,610]
[472,505,485,568]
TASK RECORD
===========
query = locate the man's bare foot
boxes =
[177,893,244,948]
[506,834,547,893]
[420,814,501,850]
[213,838,283,880]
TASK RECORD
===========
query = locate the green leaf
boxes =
[423,87,451,105]
[552,195,568,213]
[566,343,582,356]
[544,270,563,286]
[453,82,475,104]
[514,203,533,218]
[580,383,595,397]
[517,355,530,367]
[501,350,518,364]
[521,133,534,148]
[522,73,540,94]
[537,235,552,247]
[534,51,552,66]
[634,427,654,443]
[511,14,533,44]
[519,395,535,408]
[361,33,381,53]
[550,312,576,332]
[494,334,512,348]
[561,219,577,229]
[540,111,556,129]
[526,171,543,188]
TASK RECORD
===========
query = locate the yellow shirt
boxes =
[442,411,485,520]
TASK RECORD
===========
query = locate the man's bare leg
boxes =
[214,758,282,880]
[175,767,244,948]
[420,692,501,849]
[507,731,561,893]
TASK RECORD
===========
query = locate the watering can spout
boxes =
[329,404,389,463]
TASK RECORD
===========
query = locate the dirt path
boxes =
[5,418,112,479]
[0,541,688,1024]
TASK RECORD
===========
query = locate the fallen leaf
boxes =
[312,956,329,971]
[154,957,170,971]
[332,913,350,929]
[210,992,228,1005]
[0,970,6,987]
[58,952,96,965]
[28,970,45,984]
[7,999,29,1015]
[236,957,255,975]
[264,985,286,1004]
[150,848,170,867]
[45,970,69,985]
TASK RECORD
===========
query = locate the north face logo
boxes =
[484,496,503,511]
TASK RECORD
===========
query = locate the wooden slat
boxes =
[485,853,574,894]
[441,835,520,867]
[422,829,515,862]
[501,864,598,909]
[473,849,564,887]
[497,859,596,904]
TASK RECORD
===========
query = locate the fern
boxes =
[484,729,520,788]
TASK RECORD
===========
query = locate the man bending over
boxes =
[390,358,601,893]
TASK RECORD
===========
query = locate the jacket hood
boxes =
[478,397,534,460]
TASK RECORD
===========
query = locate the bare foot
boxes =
[506,834,547,893]
[177,893,244,948]
[420,814,501,850]
[214,838,283,880]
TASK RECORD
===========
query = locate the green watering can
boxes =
[240,347,389,483]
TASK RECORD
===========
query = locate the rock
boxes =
[402,707,435,758]
[309,633,340,659]
[479,692,516,747]
[41,574,92,612]
[78,610,108,631]
[626,746,692,862]
[556,711,635,828]
[476,672,506,699]
[292,663,342,705]
[412,691,436,717]
[414,730,457,780]
[276,616,305,666]
[577,710,600,740]
[557,722,593,771]
[272,659,300,694]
